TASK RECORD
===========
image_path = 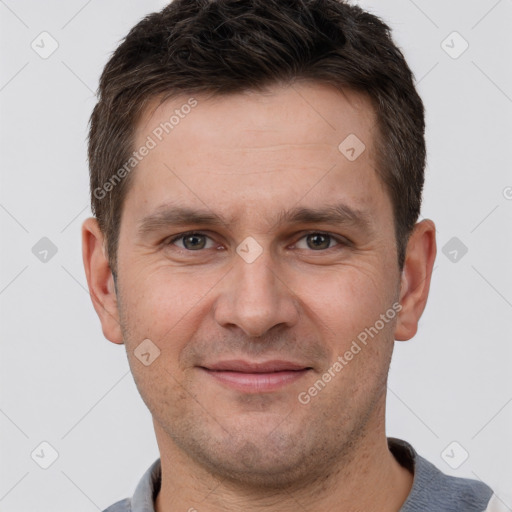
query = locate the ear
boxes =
[394,219,437,341]
[82,217,123,344]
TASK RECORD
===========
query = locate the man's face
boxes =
[115,82,402,486]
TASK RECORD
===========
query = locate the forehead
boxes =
[124,82,389,229]
[136,82,376,154]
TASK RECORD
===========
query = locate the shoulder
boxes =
[102,497,131,512]
[420,468,494,510]
[101,458,161,512]
[388,438,494,512]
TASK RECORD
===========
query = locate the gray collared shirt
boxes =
[103,437,494,511]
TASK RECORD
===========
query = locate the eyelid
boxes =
[168,230,217,249]
[167,230,351,251]
[291,230,351,249]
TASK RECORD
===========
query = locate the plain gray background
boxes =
[1,0,511,510]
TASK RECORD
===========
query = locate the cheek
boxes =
[128,354,192,432]
[118,263,222,352]
[294,265,393,344]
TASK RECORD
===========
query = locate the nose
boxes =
[213,245,300,338]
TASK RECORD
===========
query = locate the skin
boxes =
[82,81,436,511]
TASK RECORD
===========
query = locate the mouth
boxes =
[199,360,313,393]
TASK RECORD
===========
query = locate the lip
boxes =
[199,360,312,393]
[204,359,310,373]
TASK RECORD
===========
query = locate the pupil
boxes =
[185,234,205,250]
[308,234,329,250]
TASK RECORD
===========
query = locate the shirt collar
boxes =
[130,458,161,512]
[130,437,418,511]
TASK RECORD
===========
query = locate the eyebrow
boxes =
[137,202,373,237]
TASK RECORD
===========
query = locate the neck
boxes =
[154,417,413,512]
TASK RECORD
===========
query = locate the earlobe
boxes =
[82,217,124,344]
[394,219,437,341]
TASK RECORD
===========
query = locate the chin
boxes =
[198,447,315,490]
[174,420,334,490]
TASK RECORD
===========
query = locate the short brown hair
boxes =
[88,0,425,272]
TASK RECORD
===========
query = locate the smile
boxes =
[199,360,312,393]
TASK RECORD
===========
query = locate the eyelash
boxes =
[167,230,350,252]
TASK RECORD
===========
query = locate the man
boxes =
[82,0,495,510]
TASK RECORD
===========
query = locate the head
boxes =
[88,0,426,274]
[83,0,436,490]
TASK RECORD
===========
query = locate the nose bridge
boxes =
[237,248,277,303]
[214,243,299,337]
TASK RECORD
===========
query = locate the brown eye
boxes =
[171,232,214,250]
[306,233,332,250]
[294,233,342,251]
